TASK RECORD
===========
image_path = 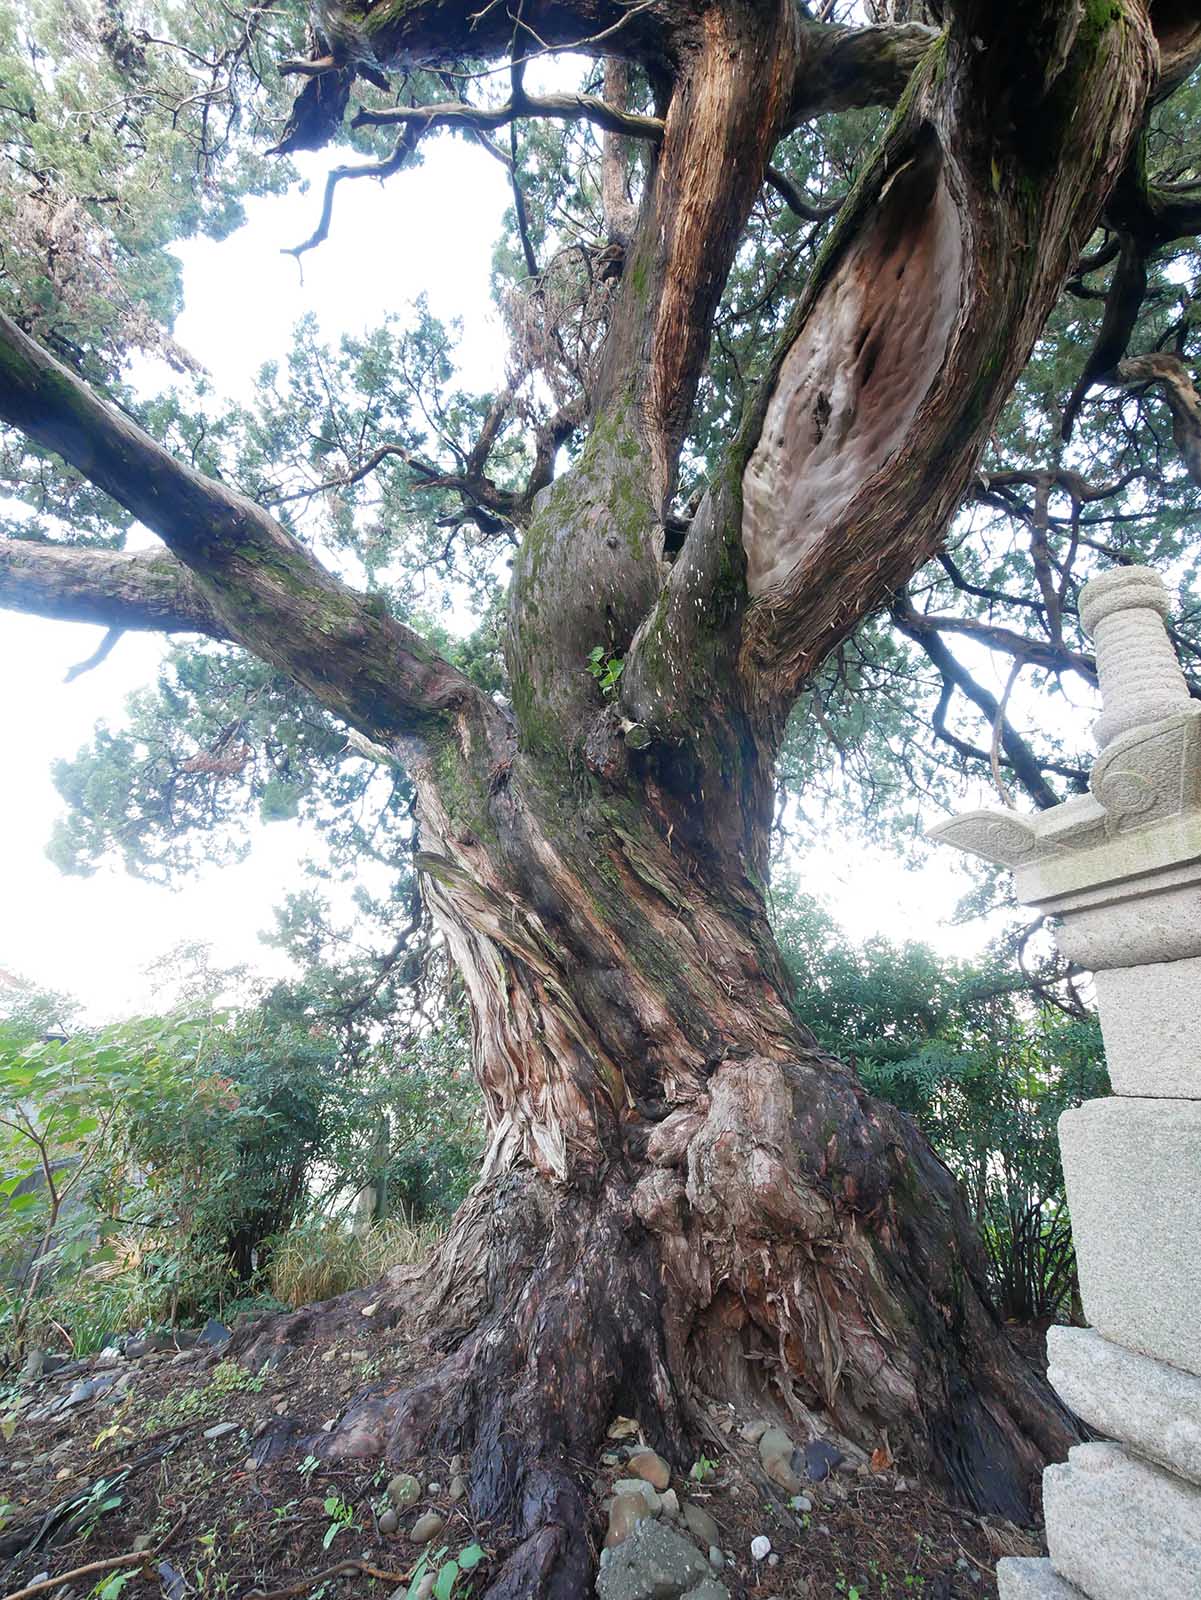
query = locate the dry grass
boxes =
[269,1214,445,1308]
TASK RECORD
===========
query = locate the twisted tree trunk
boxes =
[238,719,1078,1593]
[0,1,1172,1594]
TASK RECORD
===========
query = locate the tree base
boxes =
[231,1056,1078,1598]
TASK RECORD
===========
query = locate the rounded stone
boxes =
[409,1512,444,1544]
[681,1502,720,1547]
[378,1508,399,1535]
[604,1492,655,1548]
[387,1473,422,1509]
[628,1449,671,1491]
[614,1478,661,1514]
[751,1534,772,1561]
[758,1427,804,1493]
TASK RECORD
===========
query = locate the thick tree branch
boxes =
[600,56,640,244]
[0,311,488,746]
[1114,351,1201,485]
[625,1,1156,760]
[0,541,225,638]
[789,19,936,125]
[1061,232,1147,439]
[1064,116,1201,437]
[284,0,682,113]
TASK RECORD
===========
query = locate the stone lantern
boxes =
[928,565,1201,1599]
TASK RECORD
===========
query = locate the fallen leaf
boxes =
[606,1416,639,1440]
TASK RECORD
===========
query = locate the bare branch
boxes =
[285,125,421,257]
[64,625,124,683]
[764,166,844,222]
[989,657,1023,808]
[350,89,664,142]
[892,596,1072,810]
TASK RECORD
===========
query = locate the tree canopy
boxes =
[2,0,1199,1584]
[2,3,1199,882]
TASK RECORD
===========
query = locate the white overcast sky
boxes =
[0,124,1046,1022]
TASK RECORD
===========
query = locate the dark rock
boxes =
[159,1560,186,1600]
[61,1373,119,1409]
[802,1438,845,1482]
[199,1318,231,1345]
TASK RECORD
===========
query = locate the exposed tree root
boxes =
[229,1055,1079,1599]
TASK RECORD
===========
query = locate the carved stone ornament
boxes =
[1089,707,1201,835]
[925,810,1060,868]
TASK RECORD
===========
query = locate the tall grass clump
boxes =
[268,1214,446,1308]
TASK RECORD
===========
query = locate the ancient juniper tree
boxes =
[2,1,1200,1594]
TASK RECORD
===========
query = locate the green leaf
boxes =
[458,1543,485,1571]
[434,1561,459,1600]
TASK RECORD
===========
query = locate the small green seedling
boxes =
[587,646,625,698]
[406,1540,486,1599]
[321,1494,356,1549]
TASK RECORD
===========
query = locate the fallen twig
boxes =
[245,1558,413,1599]
[1,1516,185,1600]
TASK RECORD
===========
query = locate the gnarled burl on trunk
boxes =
[0,1,1178,1595]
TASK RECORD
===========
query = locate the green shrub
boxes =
[774,884,1108,1323]
[0,976,480,1359]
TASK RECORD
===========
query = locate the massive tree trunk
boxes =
[0,0,1174,1593]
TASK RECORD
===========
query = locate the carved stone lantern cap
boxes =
[927,562,1201,974]
[1077,564,1172,633]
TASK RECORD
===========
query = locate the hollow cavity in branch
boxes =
[742,137,963,596]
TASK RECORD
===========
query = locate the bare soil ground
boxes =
[0,1313,1048,1600]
